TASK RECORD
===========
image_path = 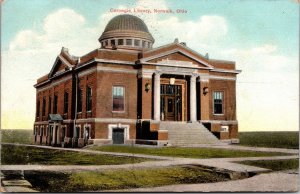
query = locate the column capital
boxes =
[190,74,198,82]
[154,71,163,76]
[197,73,209,82]
[138,69,154,79]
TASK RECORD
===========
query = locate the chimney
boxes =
[205,53,209,59]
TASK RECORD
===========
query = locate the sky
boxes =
[1,0,299,131]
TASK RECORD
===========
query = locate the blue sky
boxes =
[1,0,299,131]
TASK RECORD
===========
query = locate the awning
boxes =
[48,114,63,122]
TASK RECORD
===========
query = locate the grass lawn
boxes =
[1,129,32,144]
[236,159,299,171]
[25,166,230,192]
[1,144,150,165]
[239,131,299,149]
[89,145,290,159]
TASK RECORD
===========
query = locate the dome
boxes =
[99,14,154,50]
[103,14,150,33]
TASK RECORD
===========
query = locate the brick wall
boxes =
[96,71,137,119]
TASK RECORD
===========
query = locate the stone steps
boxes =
[160,122,219,146]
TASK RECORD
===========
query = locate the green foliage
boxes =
[1,129,32,144]
[90,145,290,158]
[239,132,299,149]
[1,144,150,165]
[236,159,299,171]
[26,167,229,192]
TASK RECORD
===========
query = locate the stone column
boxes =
[153,72,161,121]
[190,74,197,122]
[52,124,56,145]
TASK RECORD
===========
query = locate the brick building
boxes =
[33,14,241,147]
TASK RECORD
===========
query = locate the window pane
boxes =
[126,39,132,45]
[48,97,52,114]
[86,87,92,111]
[134,39,140,46]
[64,92,68,114]
[118,39,123,45]
[77,89,82,112]
[213,92,223,114]
[54,95,58,114]
[113,86,124,111]
[42,98,46,116]
[111,39,115,46]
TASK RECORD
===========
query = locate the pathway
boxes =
[1,143,299,192]
[116,171,299,192]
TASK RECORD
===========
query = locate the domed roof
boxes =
[103,14,150,33]
[99,14,154,45]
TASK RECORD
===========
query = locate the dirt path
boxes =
[116,172,299,192]
[1,143,299,192]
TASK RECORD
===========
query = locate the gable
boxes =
[49,55,73,78]
[148,52,209,68]
[141,44,213,69]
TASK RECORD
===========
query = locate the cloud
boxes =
[150,15,228,47]
[43,8,85,39]
[221,44,298,73]
[2,8,100,129]
[9,8,98,55]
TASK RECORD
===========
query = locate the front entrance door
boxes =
[165,96,175,120]
[112,128,124,144]
[161,84,182,121]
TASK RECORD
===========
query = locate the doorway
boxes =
[112,128,124,144]
[161,84,182,121]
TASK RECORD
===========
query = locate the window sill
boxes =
[213,114,224,116]
[112,111,125,113]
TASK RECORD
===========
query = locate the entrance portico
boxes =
[152,71,200,123]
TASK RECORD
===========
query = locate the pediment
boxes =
[140,44,213,69]
[49,55,73,78]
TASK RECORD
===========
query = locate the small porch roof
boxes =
[48,114,63,122]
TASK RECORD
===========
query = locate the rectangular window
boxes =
[54,95,58,114]
[42,98,46,116]
[64,92,69,114]
[126,39,132,46]
[142,41,146,48]
[86,86,92,112]
[213,91,223,114]
[37,100,40,118]
[112,86,124,111]
[118,39,123,45]
[48,97,52,115]
[77,88,82,113]
[111,39,115,46]
[134,39,140,46]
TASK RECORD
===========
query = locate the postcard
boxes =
[1,0,299,192]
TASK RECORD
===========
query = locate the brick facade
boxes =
[33,14,240,147]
